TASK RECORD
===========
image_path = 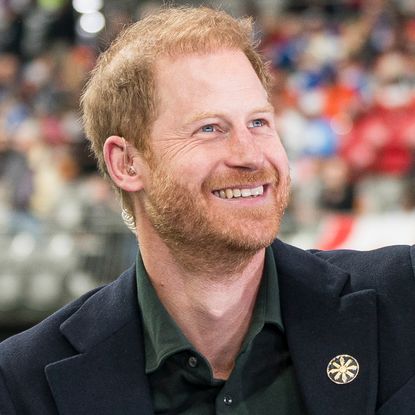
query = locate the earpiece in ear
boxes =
[126,165,137,176]
[122,137,137,176]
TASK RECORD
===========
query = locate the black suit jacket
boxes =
[1,239,415,414]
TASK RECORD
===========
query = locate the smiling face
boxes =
[140,49,290,257]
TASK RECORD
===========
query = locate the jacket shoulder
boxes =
[0,264,137,414]
[272,239,415,292]
[312,244,415,291]
[0,286,103,412]
[0,285,102,359]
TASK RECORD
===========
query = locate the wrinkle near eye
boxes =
[156,133,207,161]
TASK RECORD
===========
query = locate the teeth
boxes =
[225,189,233,199]
[251,187,261,196]
[214,185,264,199]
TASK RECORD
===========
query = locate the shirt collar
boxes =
[263,244,285,331]
[136,245,284,374]
[239,246,284,352]
[136,250,193,374]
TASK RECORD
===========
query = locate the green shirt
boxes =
[136,247,306,414]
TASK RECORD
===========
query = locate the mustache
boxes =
[204,168,279,190]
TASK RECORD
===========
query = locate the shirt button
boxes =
[223,394,233,406]
[188,356,198,368]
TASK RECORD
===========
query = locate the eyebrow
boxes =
[185,104,275,125]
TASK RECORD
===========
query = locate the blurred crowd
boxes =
[2,0,415,248]
[0,0,128,236]
[0,0,137,324]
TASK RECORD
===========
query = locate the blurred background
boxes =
[2,0,415,338]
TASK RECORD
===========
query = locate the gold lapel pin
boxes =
[327,354,359,384]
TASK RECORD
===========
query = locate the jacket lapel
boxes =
[44,266,154,415]
[272,240,378,415]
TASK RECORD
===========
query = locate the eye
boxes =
[249,119,266,128]
[200,124,216,133]
[192,122,226,138]
[198,124,226,134]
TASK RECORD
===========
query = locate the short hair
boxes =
[81,6,271,213]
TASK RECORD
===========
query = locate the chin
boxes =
[216,222,280,253]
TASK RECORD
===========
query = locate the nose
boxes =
[225,127,265,170]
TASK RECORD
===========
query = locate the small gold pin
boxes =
[327,354,359,384]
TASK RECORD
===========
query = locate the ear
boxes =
[103,135,146,192]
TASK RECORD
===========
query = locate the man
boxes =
[0,6,414,415]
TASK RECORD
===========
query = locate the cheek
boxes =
[277,151,290,176]
[166,156,211,190]
[265,140,290,176]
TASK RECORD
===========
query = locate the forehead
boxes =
[153,49,269,115]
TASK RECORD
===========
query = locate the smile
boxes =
[213,185,264,199]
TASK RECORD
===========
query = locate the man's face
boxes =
[141,49,290,254]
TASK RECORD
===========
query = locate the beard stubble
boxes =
[143,161,290,273]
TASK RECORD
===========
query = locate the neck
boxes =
[137,226,265,380]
